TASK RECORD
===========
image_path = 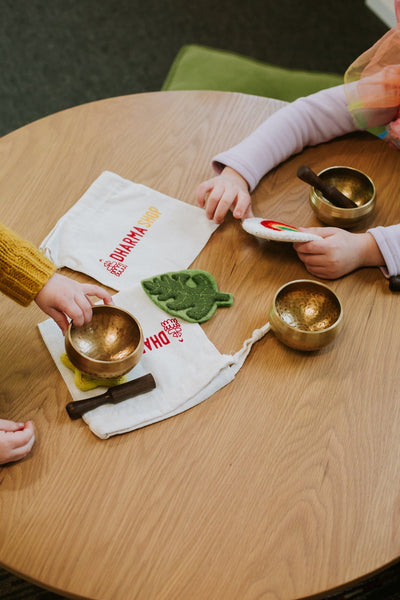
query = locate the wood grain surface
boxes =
[1,91,400,600]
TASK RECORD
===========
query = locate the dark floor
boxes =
[1,1,398,599]
[0,0,389,137]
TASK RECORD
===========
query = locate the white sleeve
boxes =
[212,85,357,191]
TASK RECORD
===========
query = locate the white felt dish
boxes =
[242,218,322,242]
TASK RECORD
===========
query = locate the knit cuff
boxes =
[0,224,56,306]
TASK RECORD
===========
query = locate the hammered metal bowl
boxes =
[310,166,375,228]
[269,280,343,351]
[65,305,144,378]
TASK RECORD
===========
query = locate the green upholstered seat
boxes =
[162,45,343,102]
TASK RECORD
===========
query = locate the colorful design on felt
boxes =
[60,353,127,391]
[141,269,233,323]
[260,220,300,232]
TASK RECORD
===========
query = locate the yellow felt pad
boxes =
[60,353,127,391]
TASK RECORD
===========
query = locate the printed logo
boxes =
[99,206,162,276]
[108,226,148,262]
[161,318,183,342]
[99,259,128,277]
[142,319,184,354]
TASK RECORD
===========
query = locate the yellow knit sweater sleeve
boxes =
[0,222,56,306]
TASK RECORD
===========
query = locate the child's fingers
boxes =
[14,421,35,445]
[0,422,35,464]
[44,307,70,334]
[293,240,325,254]
[212,189,239,224]
[196,180,214,208]
[203,195,220,221]
[82,285,113,305]
[298,226,339,238]
[303,265,330,279]
[0,419,25,432]
[7,434,35,463]
[204,184,231,222]
[16,431,35,458]
[74,293,98,326]
[232,190,251,219]
[299,255,325,269]
[60,294,93,329]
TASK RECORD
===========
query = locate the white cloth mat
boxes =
[38,286,271,439]
[40,171,218,290]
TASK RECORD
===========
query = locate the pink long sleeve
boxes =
[368,224,400,276]
[212,85,395,191]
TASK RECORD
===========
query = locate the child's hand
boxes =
[0,420,35,465]
[196,166,253,224]
[35,273,114,334]
[293,228,385,279]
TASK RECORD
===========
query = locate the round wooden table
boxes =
[1,91,400,600]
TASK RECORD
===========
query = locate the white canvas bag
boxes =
[38,285,270,439]
[40,171,218,290]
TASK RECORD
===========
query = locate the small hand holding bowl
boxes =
[65,305,144,379]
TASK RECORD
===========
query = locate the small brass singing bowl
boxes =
[310,166,375,228]
[65,305,144,379]
[269,280,343,351]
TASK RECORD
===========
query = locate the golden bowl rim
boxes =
[65,305,144,368]
[270,279,343,336]
[310,165,376,217]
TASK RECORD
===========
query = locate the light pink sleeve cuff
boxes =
[368,224,400,277]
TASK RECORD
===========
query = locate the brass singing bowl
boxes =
[65,305,144,378]
[269,280,343,351]
[310,166,375,228]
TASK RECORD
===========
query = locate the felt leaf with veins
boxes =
[141,269,233,323]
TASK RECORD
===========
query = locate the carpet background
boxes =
[0,0,389,137]
[1,1,399,598]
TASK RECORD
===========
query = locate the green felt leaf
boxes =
[141,269,233,323]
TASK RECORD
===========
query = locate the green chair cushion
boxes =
[162,44,343,102]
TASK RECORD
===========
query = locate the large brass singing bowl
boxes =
[310,165,375,228]
[269,280,343,351]
[65,305,144,378]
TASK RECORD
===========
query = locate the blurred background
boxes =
[0,0,390,137]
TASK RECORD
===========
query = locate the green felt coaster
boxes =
[141,269,233,323]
